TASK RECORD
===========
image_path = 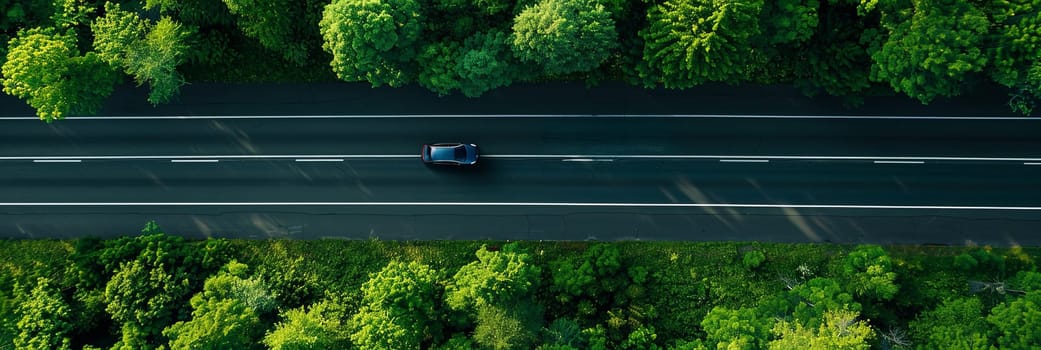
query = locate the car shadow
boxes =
[424,158,500,184]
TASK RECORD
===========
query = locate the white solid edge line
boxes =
[874,160,926,164]
[295,159,344,162]
[0,155,418,160]
[170,159,219,163]
[32,159,81,163]
[720,159,769,163]
[1025,162,1041,165]
[1,202,1040,210]
[0,114,1037,120]
[486,155,1041,162]
[3,154,1041,162]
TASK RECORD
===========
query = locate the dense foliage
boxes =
[3,0,1041,120]
[1,27,115,122]
[0,224,1039,349]
[511,0,618,76]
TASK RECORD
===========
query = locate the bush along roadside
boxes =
[3,0,1041,122]
[1,222,1039,349]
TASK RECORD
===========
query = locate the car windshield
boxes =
[454,147,466,160]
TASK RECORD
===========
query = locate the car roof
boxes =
[429,144,461,161]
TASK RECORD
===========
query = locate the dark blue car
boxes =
[421,143,479,165]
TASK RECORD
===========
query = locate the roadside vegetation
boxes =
[1,222,1038,349]
[3,0,1041,121]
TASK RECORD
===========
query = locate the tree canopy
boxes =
[92,3,193,105]
[222,0,323,65]
[447,243,542,310]
[418,30,517,97]
[640,0,765,88]
[1,227,1040,349]
[262,299,349,350]
[14,277,72,350]
[1,27,116,122]
[987,290,1041,349]
[909,297,991,350]
[867,0,990,104]
[349,260,440,349]
[319,0,423,87]
[511,0,618,76]
[840,245,899,301]
[163,260,276,349]
[768,309,874,350]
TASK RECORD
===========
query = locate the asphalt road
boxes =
[2,115,1040,244]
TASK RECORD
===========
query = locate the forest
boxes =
[1,0,1040,122]
[1,222,1039,349]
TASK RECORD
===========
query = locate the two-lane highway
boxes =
[2,115,1040,244]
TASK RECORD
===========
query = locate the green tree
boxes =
[447,243,542,310]
[548,255,595,304]
[542,318,587,348]
[263,299,349,350]
[908,297,992,350]
[473,303,542,350]
[743,250,766,270]
[417,40,463,95]
[90,3,146,65]
[222,0,322,65]
[1,27,117,122]
[319,0,423,87]
[548,243,651,347]
[794,0,873,101]
[163,260,276,349]
[582,324,609,350]
[987,290,1041,349]
[50,0,94,29]
[164,300,260,349]
[621,325,660,350]
[473,0,509,15]
[549,243,631,305]
[640,0,765,88]
[105,259,191,349]
[667,339,708,350]
[511,0,618,76]
[14,277,72,350]
[457,30,516,97]
[418,31,517,97]
[0,280,16,349]
[786,277,861,328]
[91,2,193,105]
[700,306,770,350]
[760,0,819,45]
[988,0,1041,86]
[1010,270,1041,292]
[125,17,192,105]
[840,245,899,301]
[987,0,1041,114]
[952,247,1007,277]
[99,231,229,349]
[434,334,478,349]
[448,244,545,349]
[768,309,874,350]
[349,260,440,349]
[867,0,990,104]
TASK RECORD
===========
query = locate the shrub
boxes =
[841,245,899,301]
[743,251,766,270]
[954,253,978,271]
